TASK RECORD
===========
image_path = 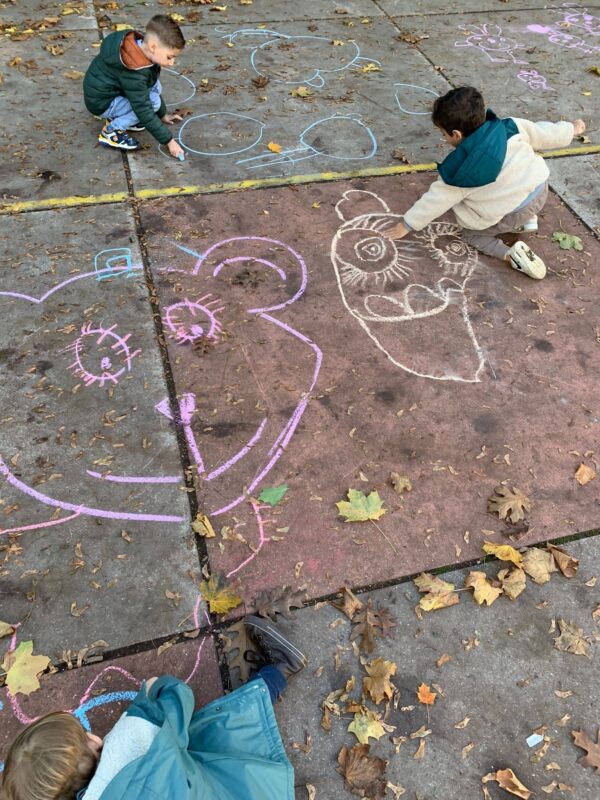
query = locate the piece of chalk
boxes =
[526,733,544,748]
[177,153,185,162]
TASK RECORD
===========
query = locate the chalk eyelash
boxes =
[63,322,140,387]
[162,295,225,344]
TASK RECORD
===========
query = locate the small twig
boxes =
[370,520,399,555]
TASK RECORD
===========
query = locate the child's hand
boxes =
[162,113,184,125]
[167,139,185,160]
[572,119,586,136]
[383,221,410,241]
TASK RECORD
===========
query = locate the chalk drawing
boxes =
[455,23,528,64]
[331,190,485,383]
[63,323,141,388]
[526,4,600,55]
[236,114,377,170]
[517,68,555,91]
[163,66,197,107]
[394,83,440,115]
[563,4,600,36]
[94,248,135,282]
[176,112,266,158]
[162,295,224,344]
[221,28,380,87]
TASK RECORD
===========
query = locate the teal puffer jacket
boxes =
[83,30,172,145]
[97,676,294,800]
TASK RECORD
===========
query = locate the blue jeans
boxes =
[102,80,162,131]
[250,666,287,702]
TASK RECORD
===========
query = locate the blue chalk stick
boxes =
[178,153,185,162]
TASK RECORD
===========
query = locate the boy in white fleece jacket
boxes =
[385,86,585,279]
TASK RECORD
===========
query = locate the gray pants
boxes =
[459,182,549,261]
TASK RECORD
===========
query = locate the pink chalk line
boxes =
[0,510,82,537]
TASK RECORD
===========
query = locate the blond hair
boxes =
[1,713,97,800]
[146,14,186,50]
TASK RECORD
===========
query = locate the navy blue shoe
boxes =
[244,616,307,679]
[99,125,140,150]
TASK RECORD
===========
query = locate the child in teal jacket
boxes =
[83,15,185,158]
[1,617,305,800]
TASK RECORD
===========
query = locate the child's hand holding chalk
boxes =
[167,139,185,161]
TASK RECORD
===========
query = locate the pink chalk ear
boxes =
[335,190,391,222]
[527,24,551,33]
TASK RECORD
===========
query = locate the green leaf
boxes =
[552,231,583,251]
[348,712,386,744]
[1,641,50,696]
[336,489,386,522]
[258,484,289,506]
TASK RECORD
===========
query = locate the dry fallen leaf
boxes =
[332,586,363,619]
[350,599,396,654]
[413,739,426,759]
[267,141,282,153]
[455,716,471,729]
[348,711,386,744]
[462,742,475,759]
[0,620,15,638]
[483,541,523,566]
[337,743,387,797]
[436,653,451,668]
[417,682,436,705]
[554,619,590,657]
[483,768,531,799]
[547,544,579,577]
[390,472,412,494]
[306,784,316,800]
[63,69,84,80]
[290,86,312,98]
[522,548,557,584]
[414,572,459,612]
[192,513,216,537]
[336,489,386,522]
[575,463,596,485]
[254,585,307,621]
[363,658,397,704]
[199,573,242,614]
[498,567,527,600]
[1,641,51,696]
[487,485,531,523]
[465,571,503,605]
[571,728,600,772]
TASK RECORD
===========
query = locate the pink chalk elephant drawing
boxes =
[0,238,321,538]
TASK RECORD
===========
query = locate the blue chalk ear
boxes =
[335,190,391,222]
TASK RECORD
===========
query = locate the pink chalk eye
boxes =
[162,295,224,345]
[63,323,141,388]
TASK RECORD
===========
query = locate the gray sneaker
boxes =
[244,616,307,678]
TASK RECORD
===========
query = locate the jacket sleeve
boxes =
[119,72,173,145]
[125,676,194,747]
[513,118,574,151]
[403,177,468,231]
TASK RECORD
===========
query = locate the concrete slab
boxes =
[0,636,223,773]
[0,204,201,654]
[275,535,600,798]
[393,9,600,141]
[378,0,556,16]
[0,0,97,31]
[549,154,600,234]
[138,175,600,607]
[0,30,128,204]
[96,0,383,31]
[127,17,452,190]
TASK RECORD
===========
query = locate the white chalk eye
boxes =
[356,236,387,261]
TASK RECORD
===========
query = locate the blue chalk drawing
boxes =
[394,83,440,115]
[163,67,196,107]
[72,691,138,732]
[220,28,381,88]
[177,111,266,157]
[94,248,136,281]
[236,114,378,170]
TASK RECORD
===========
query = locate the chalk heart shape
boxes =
[331,190,484,382]
[0,237,320,528]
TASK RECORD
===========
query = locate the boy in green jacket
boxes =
[84,15,185,159]
[1,617,305,800]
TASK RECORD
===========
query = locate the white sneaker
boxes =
[513,215,538,234]
[507,241,546,279]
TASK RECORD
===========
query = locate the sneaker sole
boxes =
[245,617,307,666]
[509,244,546,280]
[98,136,139,151]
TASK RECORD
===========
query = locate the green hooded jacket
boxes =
[96,676,294,800]
[83,30,172,145]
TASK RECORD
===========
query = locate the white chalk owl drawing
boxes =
[331,190,485,383]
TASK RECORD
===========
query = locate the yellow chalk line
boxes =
[1,145,599,215]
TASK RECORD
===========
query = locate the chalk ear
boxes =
[484,24,502,35]
[335,190,391,221]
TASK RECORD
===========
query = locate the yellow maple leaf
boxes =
[1,641,50,696]
[522,548,557,584]
[417,683,436,705]
[363,658,397,704]
[482,541,523,566]
[414,572,458,612]
[348,711,386,744]
[336,489,386,522]
[358,62,381,73]
[464,571,502,605]
[199,573,242,614]
[267,141,282,153]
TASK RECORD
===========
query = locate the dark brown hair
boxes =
[432,86,486,137]
[1,713,97,800]
[146,14,186,50]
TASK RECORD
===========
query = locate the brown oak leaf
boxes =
[571,728,600,772]
[547,544,579,578]
[332,586,363,620]
[337,743,387,797]
[350,599,396,654]
[254,585,307,621]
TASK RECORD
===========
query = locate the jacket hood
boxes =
[99,29,148,70]
[437,110,519,188]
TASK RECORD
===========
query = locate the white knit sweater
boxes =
[403,119,575,232]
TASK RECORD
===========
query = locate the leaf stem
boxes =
[370,520,399,556]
